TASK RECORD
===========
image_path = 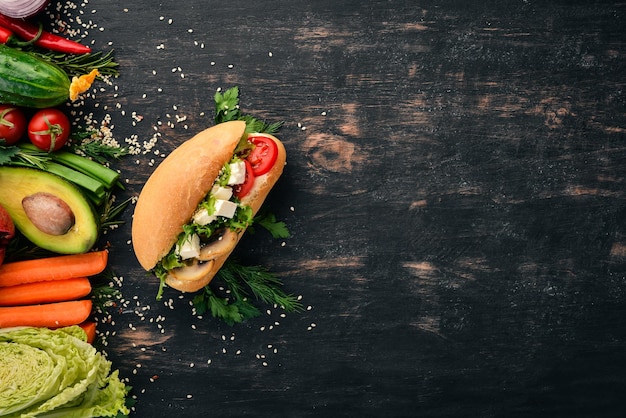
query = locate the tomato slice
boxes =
[247,135,278,176]
[233,159,256,199]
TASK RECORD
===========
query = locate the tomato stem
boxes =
[29,116,65,152]
[0,107,15,128]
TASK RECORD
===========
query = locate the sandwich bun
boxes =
[131,121,287,293]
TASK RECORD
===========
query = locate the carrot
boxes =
[79,320,97,344]
[0,277,92,306]
[0,299,92,328]
[0,250,108,287]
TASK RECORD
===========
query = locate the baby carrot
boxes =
[0,299,92,328]
[0,250,108,287]
[79,320,97,344]
[0,277,92,306]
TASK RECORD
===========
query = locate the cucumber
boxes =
[0,44,70,108]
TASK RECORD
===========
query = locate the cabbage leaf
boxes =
[0,326,129,417]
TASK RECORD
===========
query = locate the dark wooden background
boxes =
[61,0,626,416]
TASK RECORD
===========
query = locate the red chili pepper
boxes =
[0,26,12,44]
[0,13,91,54]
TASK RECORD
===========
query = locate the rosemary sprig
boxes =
[31,49,119,78]
[69,128,129,164]
[100,196,132,231]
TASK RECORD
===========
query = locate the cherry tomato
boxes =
[233,159,256,199]
[0,104,27,145]
[28,108,71,152]
[247,135,278,176]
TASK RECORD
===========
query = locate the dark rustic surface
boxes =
[57,0,626,416]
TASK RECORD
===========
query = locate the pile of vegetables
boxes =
[0,6,131,416]
[0,5,127,256]
[0,250,108,334]
[0,5,124,214]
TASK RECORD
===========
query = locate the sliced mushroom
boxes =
[168,258,215,282]
[197,229,239,261]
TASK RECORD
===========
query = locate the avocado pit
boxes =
[22,192,75,236]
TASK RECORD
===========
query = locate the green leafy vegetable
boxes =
[0,326,130,417]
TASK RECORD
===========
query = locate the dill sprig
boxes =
[193,260,302,326]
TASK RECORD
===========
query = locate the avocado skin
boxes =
[0,167,99,254]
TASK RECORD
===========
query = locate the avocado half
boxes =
[0,167,99,254]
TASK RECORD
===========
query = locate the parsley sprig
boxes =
[251,211,291,239]
[214,86,283,134]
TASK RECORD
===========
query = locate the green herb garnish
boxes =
[31,49,120,78]
[192,260,302,326]
[214,86,283,134]
[251,210,291,239]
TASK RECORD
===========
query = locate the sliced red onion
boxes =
[0,0,50,19]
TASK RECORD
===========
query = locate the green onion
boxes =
[51,150,119,189]
[44,161,106,204]
[18,143,120,189]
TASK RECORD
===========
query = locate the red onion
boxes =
[0,0,50,19]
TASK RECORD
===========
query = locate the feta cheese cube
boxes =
[192,208,216,226]
[211,185,233,201]
[227,161,246,185]
[176,234,200,260]
[214,199,238,219]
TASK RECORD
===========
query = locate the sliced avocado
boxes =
[0,167,99,254]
